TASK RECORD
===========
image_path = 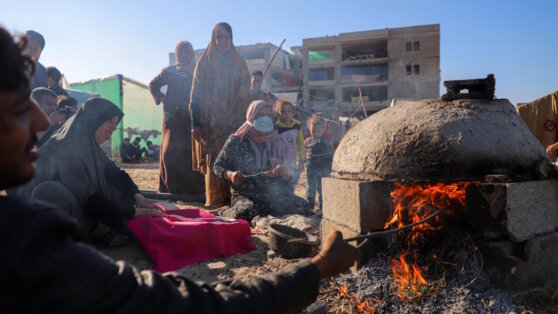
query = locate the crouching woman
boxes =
[13,97,159,246]
[213,100,310,222]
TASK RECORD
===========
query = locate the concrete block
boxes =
[467,180,558,241]
[320,217,360,247]
[478,240,522,288]
[322,177,393,233]
[516,232,558,289]
[481,233,558,292]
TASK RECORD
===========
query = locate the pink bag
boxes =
[128,205,254,272]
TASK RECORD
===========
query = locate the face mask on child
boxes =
[252,116,274,133]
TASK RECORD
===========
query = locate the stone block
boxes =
[478,240,523,288]
[466,179,558,241]
[322,177,393,233]
[480,233,558,292]
[516,232,558,289]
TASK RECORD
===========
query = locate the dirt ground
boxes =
[99,162,537,313]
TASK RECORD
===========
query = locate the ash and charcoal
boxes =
[319,228,526,313]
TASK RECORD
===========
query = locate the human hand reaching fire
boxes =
[311,231,358,279]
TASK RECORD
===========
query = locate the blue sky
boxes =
[1,0,556,104]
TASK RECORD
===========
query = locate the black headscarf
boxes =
[16,98,124,204]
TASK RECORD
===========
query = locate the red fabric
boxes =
[128,205,254,272]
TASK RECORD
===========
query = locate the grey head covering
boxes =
[15,97,124,204]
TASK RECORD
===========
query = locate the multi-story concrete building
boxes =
[301,24,440,115]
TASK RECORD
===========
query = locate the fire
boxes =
[386,182,469,299]
[337,284,380,313]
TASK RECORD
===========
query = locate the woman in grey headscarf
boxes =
[15,97,159,246]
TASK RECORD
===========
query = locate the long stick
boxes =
[295,72,303,104]
[343,209,443,242]
[263,39,286,77]
[287,209,443,246]
[358,88,368,119]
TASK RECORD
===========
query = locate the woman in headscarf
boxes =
[149,41,205,195]
[190,22,251,208]
[213,100,310,222]
[14,97,160,246]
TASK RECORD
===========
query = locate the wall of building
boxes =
[301,24,440,116]
[387,24,440,99]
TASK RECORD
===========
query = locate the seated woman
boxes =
[213,100,310,222]
[14,97,160,246]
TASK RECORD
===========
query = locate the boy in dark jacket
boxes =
[305,114,334,210]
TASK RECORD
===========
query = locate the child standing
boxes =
[304,114,334,210]
[274,100,306,177]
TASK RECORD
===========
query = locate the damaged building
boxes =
[301,24,440,115]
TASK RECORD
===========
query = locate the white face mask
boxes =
[252,116,274,132]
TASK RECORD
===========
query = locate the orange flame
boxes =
[338,284,380,313]
[386,182,469,299]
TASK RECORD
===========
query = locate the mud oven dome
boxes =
[321,93,558,293]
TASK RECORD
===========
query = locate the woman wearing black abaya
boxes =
[149,41,205,195]
[14,97,160,246]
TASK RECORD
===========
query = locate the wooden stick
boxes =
[344,209,443,242]
[262,39,286,77]
[358,88,368,119]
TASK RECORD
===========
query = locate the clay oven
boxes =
[321,91,558,292]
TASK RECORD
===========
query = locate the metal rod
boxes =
[343,209,443,242]
[140,189,205,203]
[262,39,286,77]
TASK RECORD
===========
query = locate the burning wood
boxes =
[337,284,380,313]
[385,182,470,300]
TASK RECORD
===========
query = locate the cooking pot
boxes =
[268,224,318,259]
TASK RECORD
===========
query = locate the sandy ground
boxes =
[96,162,538,312]
[119,162,160,191]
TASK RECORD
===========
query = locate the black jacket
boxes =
[0,196,321,313]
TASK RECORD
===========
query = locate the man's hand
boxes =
[227,171,246,185]
[192,126,202,142]
[546,142,558,155]
[311,231,358,279]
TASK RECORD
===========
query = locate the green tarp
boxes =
[71,75,163,157]
[309,51,332,60]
